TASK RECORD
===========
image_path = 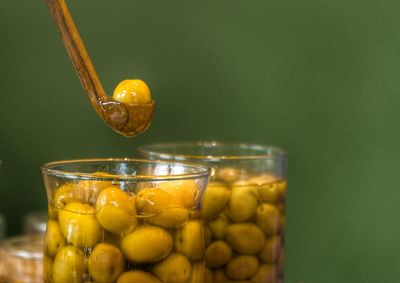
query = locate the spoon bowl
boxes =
[99,98,154,137]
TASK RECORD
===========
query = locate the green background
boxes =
[1,0,400,282]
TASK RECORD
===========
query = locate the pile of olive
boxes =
[202,169,287,283]
[44,173,206,283]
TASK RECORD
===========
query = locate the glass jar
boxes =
[1,234,44,283]
[41,158,210,283]
[139,142,287,283]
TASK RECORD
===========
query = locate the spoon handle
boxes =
[45,0,107,105]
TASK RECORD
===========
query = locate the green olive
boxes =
[174,220,205,261]
[121,225,172,263]
[88,243,124,283]
[259,236,282,263]
[226,183,258,222]
[205,240,232,268]
[254,204,280,236]
[258,184,280,203]
[117,270,161,283]
[52,246,84,283]
[152,253,192,283]
[46,220,65,257]
[201,183,230,220]
[247,174,278,202]
[58,202,101,248]
[225,255,259,280]
[224,223,265,255]
[250,264,277,283]
[208,215,230,240]
[95,186,138,234]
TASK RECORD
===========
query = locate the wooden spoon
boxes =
[45,0,154,137]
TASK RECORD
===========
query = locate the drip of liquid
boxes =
[46,0,154,137]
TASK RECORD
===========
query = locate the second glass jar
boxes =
[139,142,288,283]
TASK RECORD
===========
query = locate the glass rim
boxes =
[138,141,287,161]
[41,158,211,181]
[1,234,44,260]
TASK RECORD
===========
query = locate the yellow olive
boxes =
[52,246,84,283]
[205,240,232,268]
[259,236,282,263]
[117,270,161,283]
[88,243,124,283]
[250,264,277,283]
[152,253,192,283]
[174,220,205,261]
[121,225,172,263]
[46,220,65,257]
[157,179,200,209]
[95,186,138,234]
[54,184,85,209]
[136,188,189,229]
[225,255,259,280]
[207,215,230,240]
[254,204,280,236]
[201,183,230,220]
[224,223,265,255]
[112,79,152,105]
[58,202,101,248]
[226,183,258,222]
